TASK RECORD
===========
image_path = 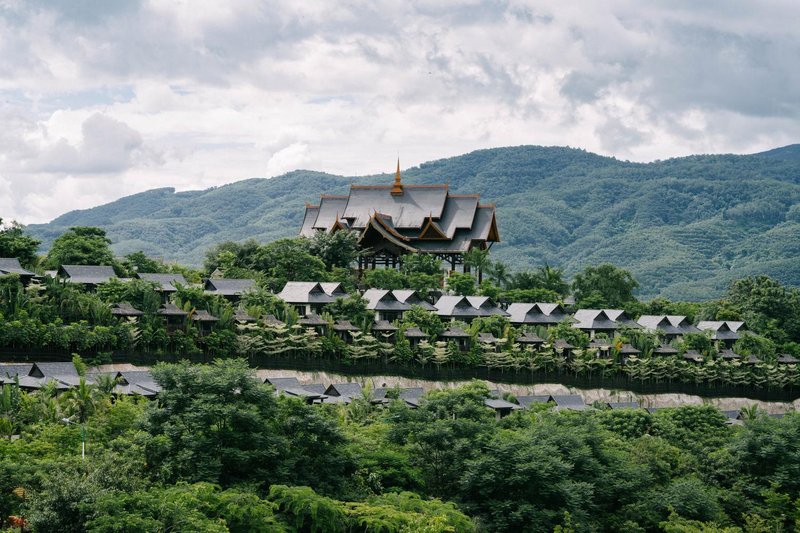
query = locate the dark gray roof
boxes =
[58,265,116,284]
[191,310,218,322]
[362,289,412,312]
[478,332,499,344]
[607,401,641,409]
[277,282,342,304]
[438,195,479,238]
[553,339,574,350]
[516,395,551,408]
[697,321,745,340]
[204,278,256,296]
[683,350,704,362]
[550,395,587,410]
[573,309,638,331]
[302,383,327,395]
[403,326,427,338]
[392,289,436,311]
[298,313,328,326]
[300,205,321,237]
[777,354,799,364]
[441,326,470,338]
[434,295,508,319]
[507,302,570,325]
[485,398,522,410]
[111,303,143,316]
[342,185,449,228]
[0,363,33,379]
[654,344,680,355]
[0,258,35,277]
[516,332,545,344]
[311,195,349,231]
[373,387,424,400]
[136,273,187,292]
[637,315,700,336]
[118,370,155,385]
[158,303,188,316]
[333,320,359,331]
[619,344,640,355]
[721,410,742,420]
[265,377,301,390]
[262,314,285,326]
[372,320,399,332]
[325,382,363,398]
[719,349,742,360]
[29,362,79,378]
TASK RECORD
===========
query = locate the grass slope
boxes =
[27,146,800,300]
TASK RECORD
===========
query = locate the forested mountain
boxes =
[27,145,800,299]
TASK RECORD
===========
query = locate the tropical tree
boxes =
[0,218,40,267]
[61,377,102,423]
[572,263,639,308]
[43,226,117,271]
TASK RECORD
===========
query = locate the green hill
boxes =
[27,145,800,300]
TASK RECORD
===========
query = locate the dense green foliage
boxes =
[3,360,800,532]
[27,145,800,299]
[0,218,40,268]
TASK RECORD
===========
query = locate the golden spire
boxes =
[391,157,404,195]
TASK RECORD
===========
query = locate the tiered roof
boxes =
[300,162,499,254]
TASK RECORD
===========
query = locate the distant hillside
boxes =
[27,145,800,300]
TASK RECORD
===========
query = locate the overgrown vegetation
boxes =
[2,360,800,531]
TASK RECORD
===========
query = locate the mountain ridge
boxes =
[27,145,800,300]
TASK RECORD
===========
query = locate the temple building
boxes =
[300,161,500,271]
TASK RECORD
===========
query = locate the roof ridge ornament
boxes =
[391,157,404,196]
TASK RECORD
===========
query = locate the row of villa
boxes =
[0,361,787,422]
[2,258,788,364]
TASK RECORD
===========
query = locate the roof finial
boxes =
[391,157,404,196]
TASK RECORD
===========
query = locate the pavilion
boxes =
[300,160,499,273]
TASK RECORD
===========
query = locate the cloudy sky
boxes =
[1,0,799,224]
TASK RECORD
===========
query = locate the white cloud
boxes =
[1,0,800,223]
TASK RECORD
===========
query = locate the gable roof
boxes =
[298,313,328,326]
[362,289,411,312]
[434,295,508,318]
[204,278,256,296]
[573,309,638,330]
[265,377,301,390]
[0,258,35,277]
[324,382,363,398]
[158,303,188,316]
[403,326,428,338]
[441,326,470,338]
[507,302,569,324]
[516,395,552,408]
[111,303,143,316]
[637,315,699,335]
[58,265,116,284]
[485,398,522,411]
[277,281,347,304]
[29,362,79,378]
[392,290,436,311]
[550,395,587,410]
[697,321,745,339]
[300,205,321,237]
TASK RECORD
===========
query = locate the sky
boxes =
[1,0,800,224]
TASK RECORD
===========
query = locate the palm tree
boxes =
[463,248,491,284]
[94,374,120,395]
[488,261,511,289]
[61,378,101,423]
[536,264,569,296]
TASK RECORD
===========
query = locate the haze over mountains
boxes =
[27,145,800,300]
